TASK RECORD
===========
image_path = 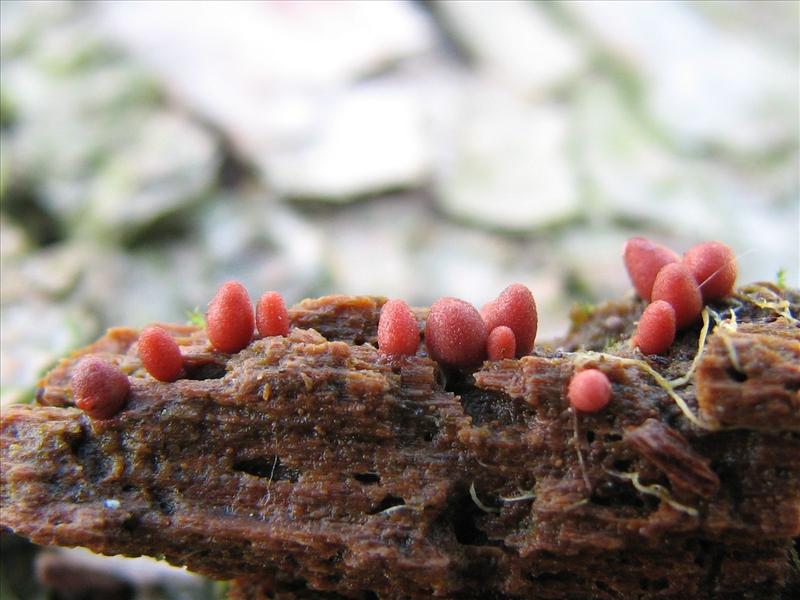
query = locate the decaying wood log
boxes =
[2,285,799,599]
[696,318,800,431]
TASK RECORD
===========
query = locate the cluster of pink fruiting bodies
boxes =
[624,238,737,354]
[71,238,737,421]
[380,286,612,414]
[73,283,290,419]
[379,283,538,369]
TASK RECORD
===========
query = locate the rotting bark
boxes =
[2,286,799,599]
[695,318,800,431]
[624,419,719,500]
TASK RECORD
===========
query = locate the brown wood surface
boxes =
[2,288,799,599]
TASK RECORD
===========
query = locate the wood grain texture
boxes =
[2,289,799,599]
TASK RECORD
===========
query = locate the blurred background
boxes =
[0,1,797,598]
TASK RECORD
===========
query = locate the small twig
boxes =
[499,491,536,503]
[379,504,422,515]
[670,307,710,388]
[606,469,699,517]
[564,498,589,511]
[469,482,500,514]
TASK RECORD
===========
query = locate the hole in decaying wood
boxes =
[459,387,527,428]
[590,479,646,510]
[233,456,300,482]
[590,490,645,509]
[69,432,86,457]
[586,430,596,443]
[449,491,496,547]
[434,368,447,390]
[726,367,747,383]
[183,361,227,380]
[122,515,138,532]
[443,368,464,395]
[712,461,743,509]
[150,488,174,516]
[367,495,405,514]
[611,459,633,472]
[69,428,108,484]
[695,554,706,567]
[353,472,381,485]
[528,571,577,584]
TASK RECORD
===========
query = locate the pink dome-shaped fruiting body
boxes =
[651,263,703,329]
[682,241,737,302]
[633,300,677,355]
[378,299,420,357]
[568,368,612,413]
[256,291,290,338]
[623,237,680,301]
[487,326,516,361]
[425,297,487,369]
[481,284,538,357]
[138,326,183,382]
[72,356,130,419]
[206,281,255,353]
